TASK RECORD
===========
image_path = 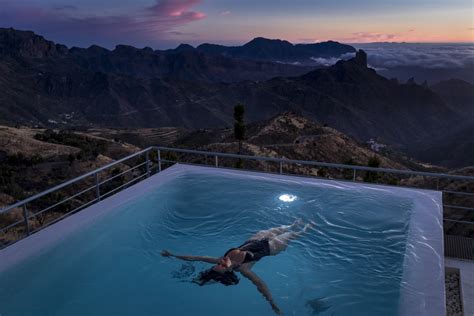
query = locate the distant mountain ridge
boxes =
[195,37,356,65]
[0,28,314,83]
[0,27,467,157]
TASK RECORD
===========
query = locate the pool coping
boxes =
[0,164,445,315]
[445,257,474,316]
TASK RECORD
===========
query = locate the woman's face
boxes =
[213,256,232,273]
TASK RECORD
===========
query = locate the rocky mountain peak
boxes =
[0,27,66,58]
[86,44,109,54]
[244,37,293,47]
[175,44,195,52]
[354,49,367,67]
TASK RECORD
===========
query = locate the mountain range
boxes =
[194,37,356,65]
[0,28,473,167]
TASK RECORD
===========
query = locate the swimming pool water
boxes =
[0,168,438,315]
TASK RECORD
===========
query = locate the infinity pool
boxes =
[0,165,444,316]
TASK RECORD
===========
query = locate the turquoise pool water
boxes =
[0,171,416,315]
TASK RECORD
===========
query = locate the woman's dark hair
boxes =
[193,268,240,286]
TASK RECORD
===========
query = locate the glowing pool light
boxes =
[279,194,297,202]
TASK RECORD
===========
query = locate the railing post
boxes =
[353,169,356,181]
[157,149,162,172]
[145,151,150,177]
[436,178,440,190]
[215,155,218,168]
[95,173,101,201]
[279,159,283,175]
[22,204,30,236]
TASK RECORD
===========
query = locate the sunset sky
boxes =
[1,0,473,48]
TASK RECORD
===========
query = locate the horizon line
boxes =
[1,27,473,50]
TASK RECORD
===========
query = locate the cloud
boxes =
[354,43,474,69]
[220,10,231,16]
[167,31,198,37]
[345,32,401,43]
[310,52,355,66]
[306,44,474,71]
[310,57,340,66]
[147,0,205,20]
[298,38,321,43]
[0,0,206,48]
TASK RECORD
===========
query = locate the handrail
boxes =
[1,145,473,245]
[155,146,474,181]
[0,147,150,214]
[3,146,474,215]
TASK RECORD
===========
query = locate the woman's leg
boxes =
[268,224,312,255]
[248,219,303,240]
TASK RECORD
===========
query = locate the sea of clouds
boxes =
[307,43,474,83]
[310,43,474,70]
[354,43,474,70]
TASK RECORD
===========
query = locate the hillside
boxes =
[2,114,471,242]
[0,126,139,208]
[430,79,474,121]
[402,79,474,167]
[175,112,417,171]
[0,112,427,209]
[0,28,462,154]
[407,125,474,168]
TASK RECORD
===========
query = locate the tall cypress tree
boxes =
[233,104,246,167]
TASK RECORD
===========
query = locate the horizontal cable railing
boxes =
[1,146,473,248]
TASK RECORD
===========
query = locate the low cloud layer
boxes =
[0,0,205,48]
[355,43,474,69]
[310,52,354,66]
[309,44,474,71]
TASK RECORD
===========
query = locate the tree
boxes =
[234,104,246,168]
[364,155,381,183]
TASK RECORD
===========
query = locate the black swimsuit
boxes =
[224,238,271,265]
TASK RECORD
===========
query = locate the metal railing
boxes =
[1,146,473,248]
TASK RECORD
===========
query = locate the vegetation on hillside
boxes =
[34,130,108,160]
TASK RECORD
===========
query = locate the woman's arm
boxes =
[239,268,282,315]
[161,250,220,264]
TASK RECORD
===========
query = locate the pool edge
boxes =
[0,164,446,316]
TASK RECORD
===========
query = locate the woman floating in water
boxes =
[161,219,312,315]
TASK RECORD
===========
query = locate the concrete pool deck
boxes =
[0,164,445,315]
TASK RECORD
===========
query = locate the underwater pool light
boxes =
[279,194,297,202]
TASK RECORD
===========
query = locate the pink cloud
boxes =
[348,32,399,43]
[0,0,206,48]
[148,0,205,19]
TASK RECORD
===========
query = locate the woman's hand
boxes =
[271,302,283,315]
[161,250,173,257]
